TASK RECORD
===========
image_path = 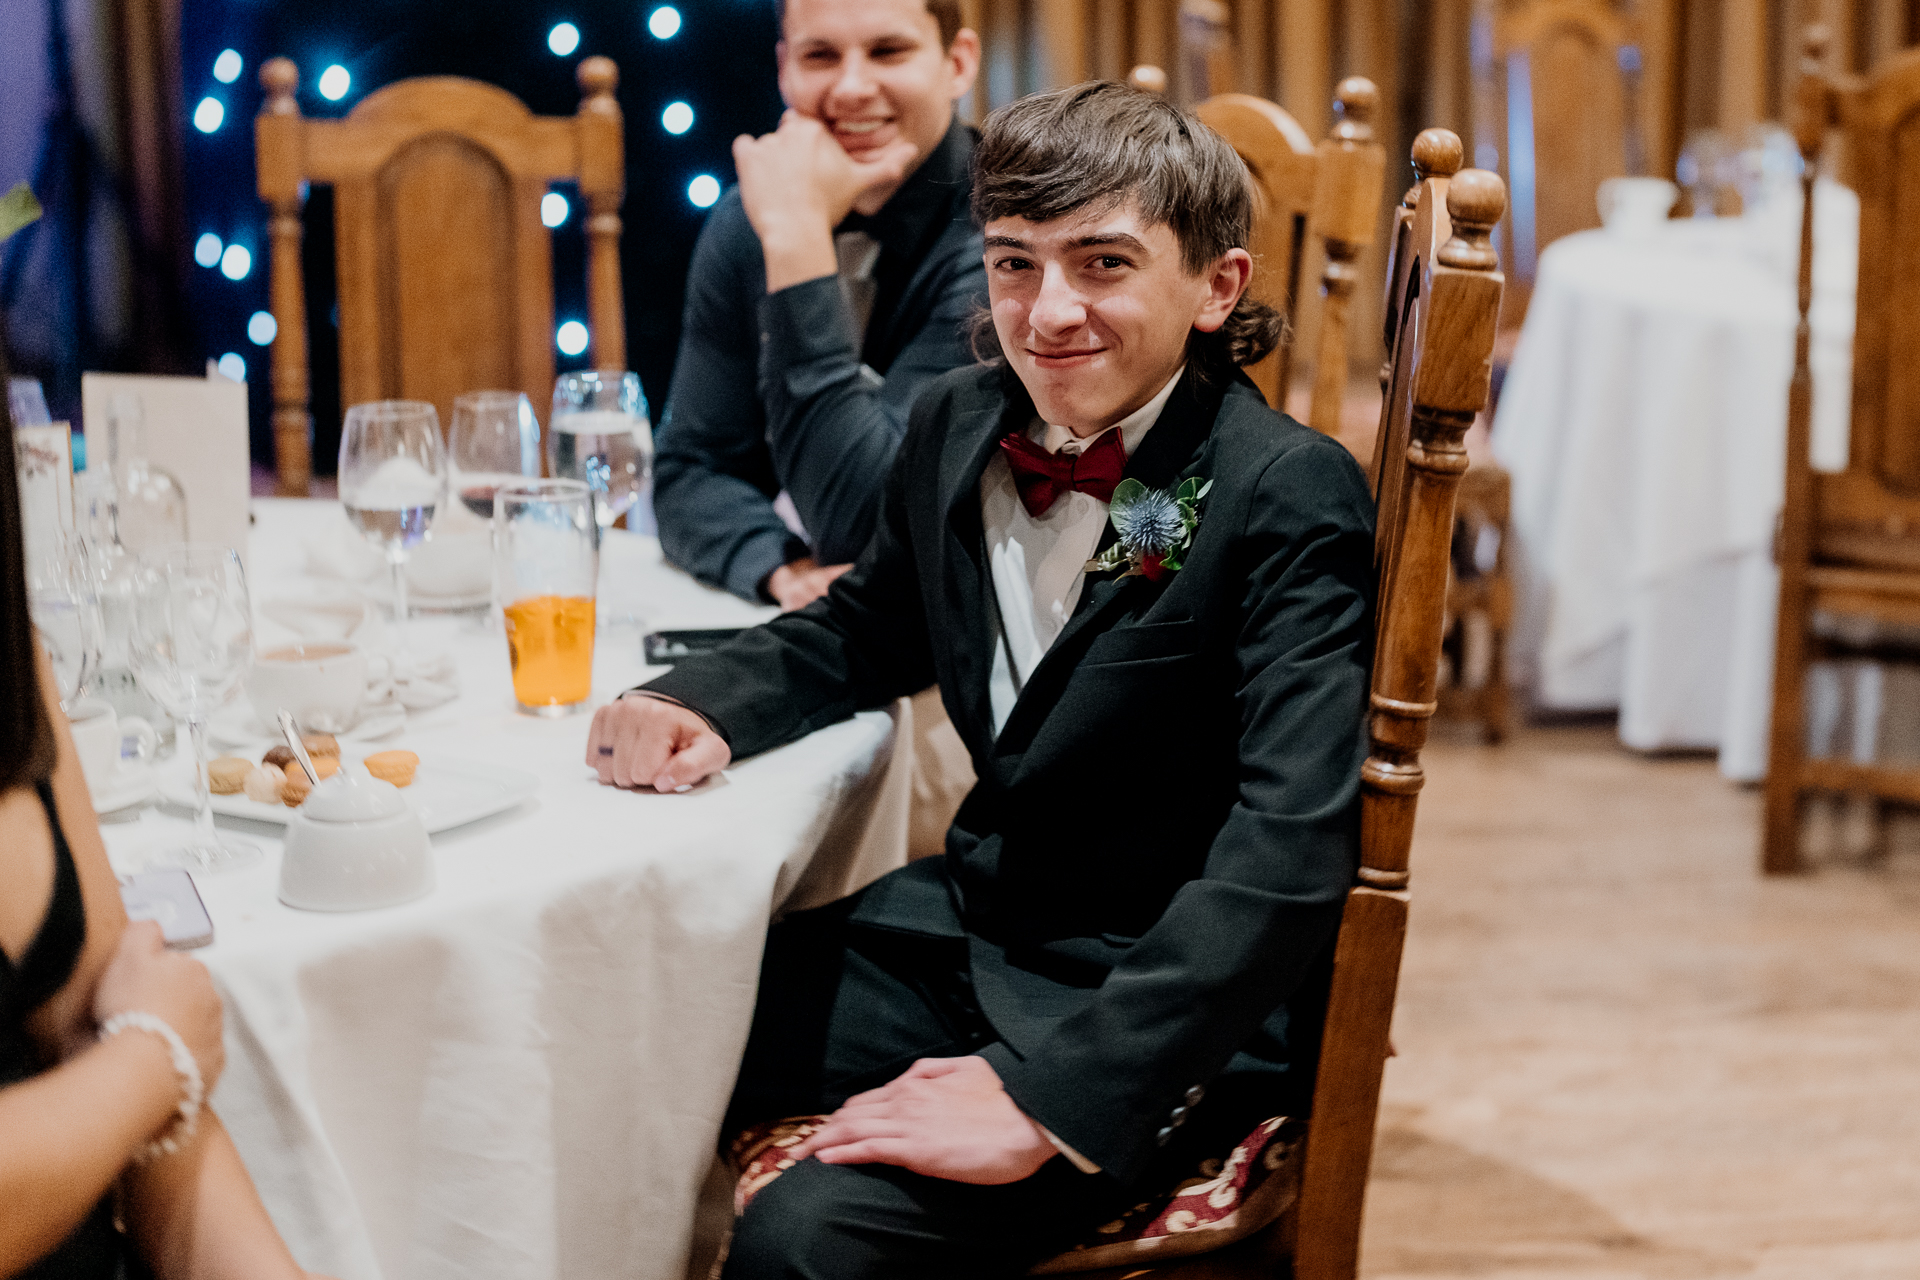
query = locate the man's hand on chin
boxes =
[732,110,919,292]
[790,1056,1060,1185]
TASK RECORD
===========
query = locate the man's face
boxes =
[985,203,1250,435]
[778,0,978,172]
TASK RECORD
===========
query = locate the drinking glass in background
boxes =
[100,393,189,553]
[27,535,103,711]
[8,376,50,426]
[493,479,596,715]
[339,400,446,648]
[127,545,257,871]
[548,371,651,538]
[449,390,542,519]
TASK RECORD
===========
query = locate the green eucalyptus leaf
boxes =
[1176,476,1200,503]
[0,184,41,243]
[1108,477,1148,513]
[1196,479,1213,500]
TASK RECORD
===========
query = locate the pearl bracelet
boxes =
[98,1011,204,1162]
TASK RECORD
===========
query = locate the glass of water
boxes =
[548,371,651,538]
[338,400,446,649]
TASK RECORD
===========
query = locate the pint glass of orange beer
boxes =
[493,479,596,715]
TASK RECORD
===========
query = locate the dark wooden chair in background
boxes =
[254,57,626,495]
[1764,28,1920,874]
[719,137,1508,1280]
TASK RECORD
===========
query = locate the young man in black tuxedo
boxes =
[587,82,1376,1277]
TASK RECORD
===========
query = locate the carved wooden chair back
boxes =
[255,57,625,495]
[1483,0,1633,294]
[1194,79,1384,434]
[1763,28,1920,873]
[1380,129,1514,742]
[1288,148,1505,1280]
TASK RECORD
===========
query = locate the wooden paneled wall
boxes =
[958,0,1919,370]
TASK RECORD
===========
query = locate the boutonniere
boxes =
[1084,476,1211,582]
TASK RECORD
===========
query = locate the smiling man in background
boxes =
[653,0,983,610]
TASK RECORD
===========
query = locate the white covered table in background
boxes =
[1493,183,1858,779]
[98,499,913,1280]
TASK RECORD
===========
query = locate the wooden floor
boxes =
[1369,722,1920,1278]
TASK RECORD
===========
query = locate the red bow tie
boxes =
[999,428,1127,518]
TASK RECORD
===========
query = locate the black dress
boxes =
[2,780,131,1278]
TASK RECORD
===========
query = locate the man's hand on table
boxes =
[733,110,918,292]
[790,1055,1059,1185]
[586,696,731,791]
[767,557,852,611]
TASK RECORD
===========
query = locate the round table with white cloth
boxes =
[96,498,916,1280]
[1492,181,1859,779]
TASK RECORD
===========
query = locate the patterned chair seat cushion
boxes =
[723,1114,1307,1275]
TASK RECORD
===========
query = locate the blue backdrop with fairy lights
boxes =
[179,0,783,474]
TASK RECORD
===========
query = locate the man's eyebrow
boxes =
[1068,232,1149,253]
[983,232,1151,253]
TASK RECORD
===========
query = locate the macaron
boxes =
[208,757,250,795]
[242,763,285,803]
[301,733,340,759]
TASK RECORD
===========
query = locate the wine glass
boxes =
[127,545,257,871]
[548,371,651,538]
[549,372,651,628]
[27,536,103,711]
[338,400,446,650]
[449,390,542,519]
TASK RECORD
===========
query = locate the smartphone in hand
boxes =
[118,869,214,950]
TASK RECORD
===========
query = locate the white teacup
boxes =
[67,700,159,795]
[1597,177,1680,237]
[246,642,369,734]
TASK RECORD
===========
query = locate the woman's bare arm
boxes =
[6,651,311,1280]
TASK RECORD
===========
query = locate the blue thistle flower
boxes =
[1113,486,1184,555]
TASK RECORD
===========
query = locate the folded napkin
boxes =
[307,503,493,604]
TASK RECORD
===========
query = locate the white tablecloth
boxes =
[98,499,912,1280]
[1493,183,1859,779]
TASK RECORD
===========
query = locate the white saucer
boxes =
[89,763,159,814]
[209,703,409,750]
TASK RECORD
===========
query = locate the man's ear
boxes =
[774,39,793,104]
[946,28,982,102]
[1190,248,1254,335]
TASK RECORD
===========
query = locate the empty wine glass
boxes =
[339,400,446,650]
[128,545,257,871]
[450,391,542,519]
[27,536,103,711]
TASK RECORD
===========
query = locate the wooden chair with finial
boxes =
[719,139,1509,1280]
[1763,26,1920,874]
[1378,129,1514,743]
[254,57,625,495]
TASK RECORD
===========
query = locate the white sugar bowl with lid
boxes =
[278,765,434,912]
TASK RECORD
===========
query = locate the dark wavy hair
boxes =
[0,329,57,791]
[968,80,1286,376]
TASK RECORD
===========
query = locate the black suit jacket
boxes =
[646,360,1376,1182]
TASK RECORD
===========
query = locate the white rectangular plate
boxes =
[165,758,539,834]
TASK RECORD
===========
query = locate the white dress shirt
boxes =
[981,368,1184,738]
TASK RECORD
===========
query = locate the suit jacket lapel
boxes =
[989,367,1234,758]
[940,366,1033,752]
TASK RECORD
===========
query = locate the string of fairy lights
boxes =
[186,5,716,378]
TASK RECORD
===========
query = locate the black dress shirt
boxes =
[653,120,984,601]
